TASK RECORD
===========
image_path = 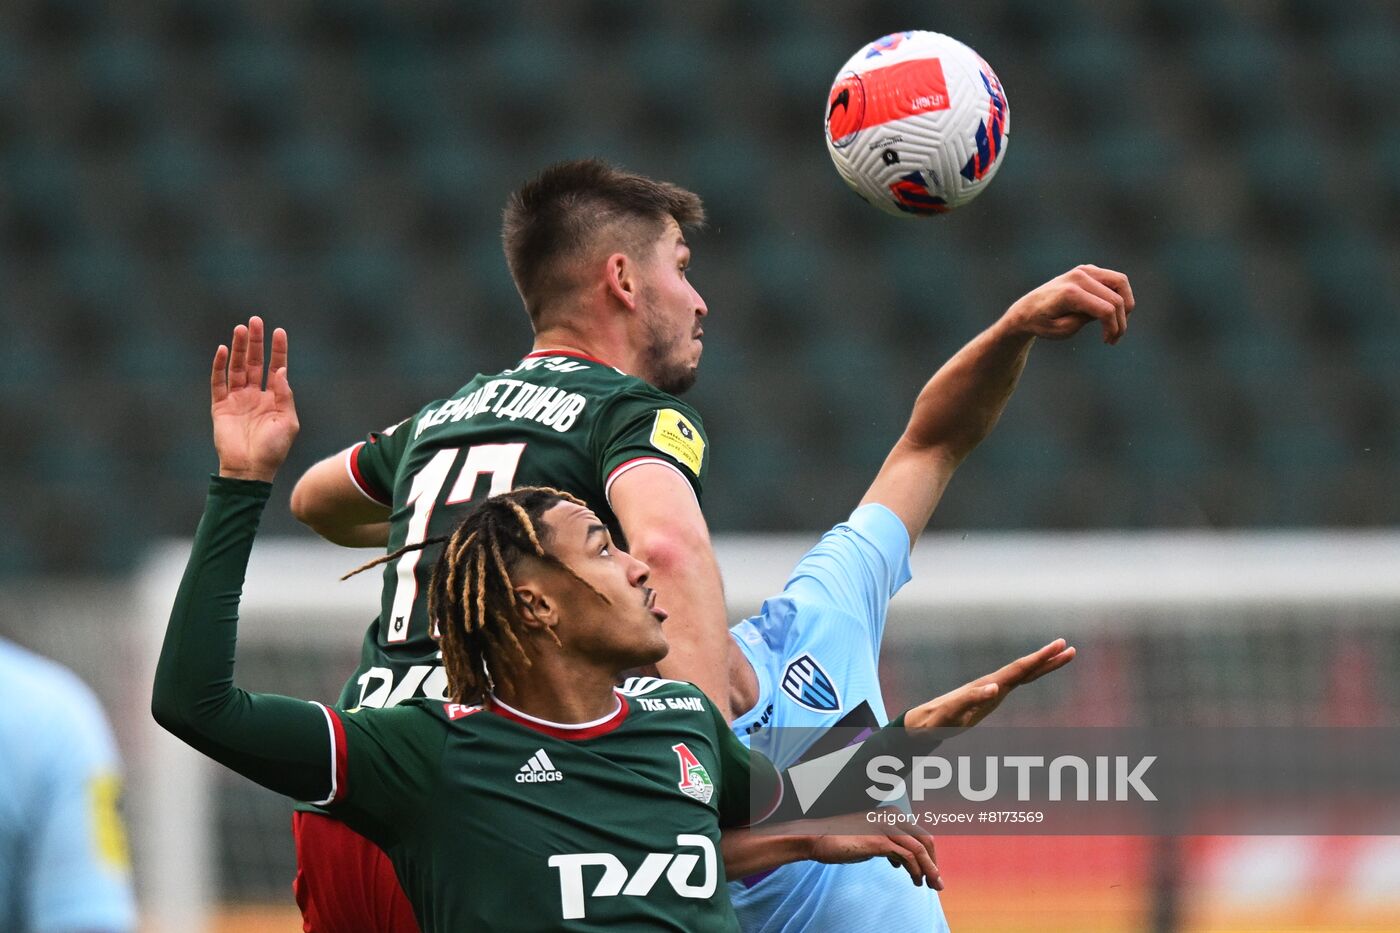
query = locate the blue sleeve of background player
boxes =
[26,684,137,933]
[780,502,913,654]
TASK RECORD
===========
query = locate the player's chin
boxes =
[634,629,670,667]
[660,362,699,396]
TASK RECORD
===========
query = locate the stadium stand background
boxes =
[3,0,1398,577]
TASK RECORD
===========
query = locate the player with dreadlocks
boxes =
[152,317,1077,931]
[426,489,582,698]
[346,484,603,701]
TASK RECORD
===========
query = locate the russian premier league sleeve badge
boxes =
[781,654,842,713]
[648,409,704,476]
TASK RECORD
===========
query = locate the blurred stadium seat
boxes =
[0,1,1395,559]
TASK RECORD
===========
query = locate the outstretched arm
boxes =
[151,317,335,803]
[862,265,1135,545]
[719,639,1074,885]
[901,637,1076,734]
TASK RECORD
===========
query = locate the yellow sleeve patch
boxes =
[649,409,705,476]
[89,772,132,872]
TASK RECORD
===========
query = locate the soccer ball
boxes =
[824,31,1009,217]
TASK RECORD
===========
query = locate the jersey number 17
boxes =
[387,443,526,643]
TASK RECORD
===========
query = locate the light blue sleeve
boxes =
[26,686,137,933]
[781,502,913,653]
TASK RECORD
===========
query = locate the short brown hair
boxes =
[501,159,705,324]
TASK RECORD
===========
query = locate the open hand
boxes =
[211,316,298,482]
[905,638,1076,735]
[1005,265,1134,344]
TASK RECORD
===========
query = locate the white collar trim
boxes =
[489,691,623,730]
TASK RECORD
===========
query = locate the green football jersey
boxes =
[157,480,803,932]
[322,678,778,931]
[337,350,709,711]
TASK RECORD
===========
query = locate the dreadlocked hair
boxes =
[343,486,603,703]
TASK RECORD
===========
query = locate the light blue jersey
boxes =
[728,504,950,933]
[0,639,136,933]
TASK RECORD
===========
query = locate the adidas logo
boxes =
[516,749,563,784]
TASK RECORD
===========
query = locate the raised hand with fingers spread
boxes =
[210,316,298,483]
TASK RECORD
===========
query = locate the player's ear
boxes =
[514,584,557,633]
[604,252,639,312]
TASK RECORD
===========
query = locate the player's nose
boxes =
[691,284,708,319]
[624,550,651,586]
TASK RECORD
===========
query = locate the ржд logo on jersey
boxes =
[517,748,563,783]
[781,653,842,713]
[671,743,714,804]
[549,834,716,920]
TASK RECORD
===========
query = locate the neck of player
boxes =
[493,654,623,726]
[531,321,641,379]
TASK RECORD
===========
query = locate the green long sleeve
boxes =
[151,476,337,803]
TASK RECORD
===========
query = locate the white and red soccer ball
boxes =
[824,31,1009,216]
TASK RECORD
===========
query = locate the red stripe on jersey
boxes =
[606,456,686,486]
[488,692,631,740]
[605,457,697,507]
[347,442,392,506]
[521,348,616,367]
[328,708,350,804]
